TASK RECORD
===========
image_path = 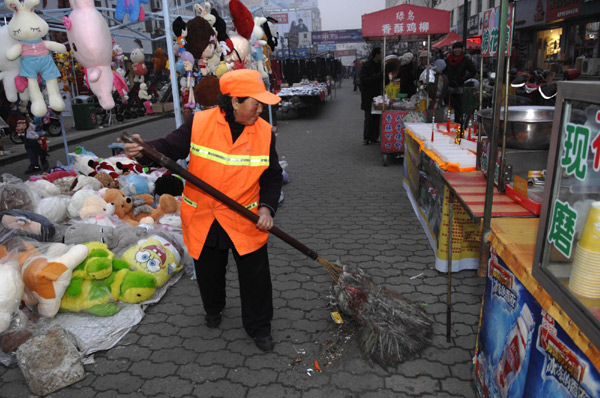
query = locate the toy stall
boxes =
[474,81,600,398]
[0,0,287,395]
[360,4,450,166]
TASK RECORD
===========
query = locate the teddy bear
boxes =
[0,260,25,333]
[138,194,180,225]
[138,82,153,115]
[130,40,147,84]
[20,243,90,318]
[94,171,119,189]
[151,47,167,73]
[4,0,67,117]
[79,194,115,219]
[103,188,136,225]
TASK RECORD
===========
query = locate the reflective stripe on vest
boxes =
[183,194,257,211]
[190,143,269,167]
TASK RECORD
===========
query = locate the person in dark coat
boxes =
[359,47,383,145]
[445,41,476,125]
[397,52,416,98]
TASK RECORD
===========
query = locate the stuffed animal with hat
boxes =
[121,234,183,287]
[4,0,67,117]
[185,16,218,77]
[226,0,254,71]
[194,75,221,108]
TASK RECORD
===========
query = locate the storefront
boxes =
[513,0,600,75]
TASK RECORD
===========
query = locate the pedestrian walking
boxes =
[14,115,49,174]
[444,41,476,125]
[360,48,383,144]
[122,69,283,352]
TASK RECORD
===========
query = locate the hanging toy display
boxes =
[114,0,148,23]
[63,0,116,110]
[4,0,67,117]
[0,25,30,106]
[179,51,195,109]
[172,16,187,55]
[112,41,127,72]
[250,17,269,79]
[226,0,254,71]
[130,39,147,84]
[184,16,217,77]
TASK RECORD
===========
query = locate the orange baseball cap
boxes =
[220,69,281,105]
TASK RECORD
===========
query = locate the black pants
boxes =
[363,109,380,141]
[194,244,273,338]
[450,90,464,126]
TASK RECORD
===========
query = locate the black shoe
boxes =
[205,313,222,329]
[363,140,370,145]
[24,165,41,174]
[253,335,274,352]
[41,159,49,171]
[372,139,380,144]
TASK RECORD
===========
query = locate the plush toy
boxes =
[121,234,182,287]
[63,224,148,255]
[63,0,115,110]
[71,241,114,281]
[0,260,25,333]
[130,40,147,84]
[194,75,221,108]
[24,179,60,199]
[119,173,153,197]
[0,25,29,105]
[185,16,217,77]
[210,7,233,57]
[226,33,251,71]
[88,158,120,179]
[229,0,254,40]
[151,48,167,73]
[154,173,184,197]
[5,0,67,117]
[250,17,269,79]
[180,51,196,109]
[94,171,119,189]
[35,196,70,224]
[103,188,137,225]
[112,42,127,70]
[70,175,103,192]
[79,194,115,219]
[112,70,129,100]
[0,209,56,241]
[138,194,179,225]
[20,243,89,318]
[60,265,156,315]
[115,0,148,23]
[114,158,147,174]
[138,82,151,101]
[70,153,98,176]
[172,16,187,55]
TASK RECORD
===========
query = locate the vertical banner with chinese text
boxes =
[481,3,514,58]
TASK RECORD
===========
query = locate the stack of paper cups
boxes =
[569,201,600,298]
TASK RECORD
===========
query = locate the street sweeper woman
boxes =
[122,69,283,352]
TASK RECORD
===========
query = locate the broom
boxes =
[120,132,433,367]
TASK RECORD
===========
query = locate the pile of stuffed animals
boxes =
[0,149,189,354]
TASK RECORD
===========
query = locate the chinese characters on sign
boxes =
[481,3,514,57]
[362,4,450,38]
[548,120,600,257]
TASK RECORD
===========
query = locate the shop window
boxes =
[575,22,599,59]
[477,0,482,13]
[537,28,562,69]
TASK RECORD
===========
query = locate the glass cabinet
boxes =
[533,81,600,350]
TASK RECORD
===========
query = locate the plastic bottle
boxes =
[494,304,535,398]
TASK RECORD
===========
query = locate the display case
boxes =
[533,81,600,350]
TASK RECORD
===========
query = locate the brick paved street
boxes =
[0,80,485,397]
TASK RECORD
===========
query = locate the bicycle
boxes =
[0,116,21,144]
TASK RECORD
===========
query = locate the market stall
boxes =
[361,4,450,165]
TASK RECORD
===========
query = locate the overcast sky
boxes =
[319,0,386,31]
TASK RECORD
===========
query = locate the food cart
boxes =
[361,4,451,166]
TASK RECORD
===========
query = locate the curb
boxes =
[0,113,173,167]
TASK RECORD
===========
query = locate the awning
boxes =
[432,31,481,50]
[361,4,450,40]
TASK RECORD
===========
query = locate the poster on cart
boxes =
[474,247,541,398]
[381,110,426,154]
[523,309,600,398]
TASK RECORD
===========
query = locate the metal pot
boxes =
[479,106,555,150]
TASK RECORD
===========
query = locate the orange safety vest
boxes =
[180,107,272,258]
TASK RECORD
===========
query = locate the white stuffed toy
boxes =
[20,243,89,318]
[4,0,67,117]
[138,82,151,101]
[0,260,25,333]
[0,25,30,106]
[250,17,269,79]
